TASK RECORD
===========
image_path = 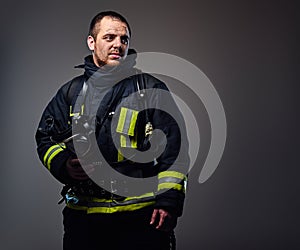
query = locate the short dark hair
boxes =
[89,11,131,39]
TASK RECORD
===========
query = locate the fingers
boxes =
[150,209,171,231]
[156,209,169,230]
[66,158,95,180]
[150,209,159,225]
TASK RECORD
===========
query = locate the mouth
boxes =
[109,53,122,59]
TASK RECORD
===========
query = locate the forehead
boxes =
[96,16,129,36]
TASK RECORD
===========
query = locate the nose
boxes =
[112,37,122,48]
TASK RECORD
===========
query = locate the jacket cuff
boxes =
[154,190,185,217]
[49,150,73,184]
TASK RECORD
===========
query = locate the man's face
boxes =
[87,16,130,68]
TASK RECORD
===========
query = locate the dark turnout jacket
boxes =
[35,55,189,216]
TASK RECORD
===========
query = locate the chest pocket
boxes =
[116,107,139,149]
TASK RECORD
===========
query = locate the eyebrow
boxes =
[102,28,130,37]
[102,33,130,39]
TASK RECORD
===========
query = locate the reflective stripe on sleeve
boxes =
[158,171,186,180]
[158,171,187,193]
[43,145,65,170]
[158,183,185,192]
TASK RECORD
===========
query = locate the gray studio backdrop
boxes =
[0,0,299,249]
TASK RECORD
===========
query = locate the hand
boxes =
[65,157,95,181]
[150,208,174,232]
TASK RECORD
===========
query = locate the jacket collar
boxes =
[75,49,138,86]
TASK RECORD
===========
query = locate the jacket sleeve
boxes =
[145,75,190,217]
[35,82,73,184]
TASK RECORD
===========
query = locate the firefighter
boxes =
[35,11,189,250]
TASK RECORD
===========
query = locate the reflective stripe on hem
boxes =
[87,201,155,214]
[66,199,155,214]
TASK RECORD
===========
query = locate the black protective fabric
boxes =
[35,54,189,216]
[63,206,172,250]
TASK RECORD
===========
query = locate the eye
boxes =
[121,36,129,45]
[104,35,114,41]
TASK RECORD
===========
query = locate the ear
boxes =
[87,35,95,51]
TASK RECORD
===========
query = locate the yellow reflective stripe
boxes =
[65,192,155,213]
[116,107,127,133]
[120,134,128,147]
[118,149,124,162]
[120,134,137,148]
[158,171,187,193]
[87,201,154,214]
[158,171,186,180]
[116,107,139,136]
[47,147,64,170]
[43,145,64,170]
[128,110,138,136]
[158,183,185,192]
[67,201,154,213]
[117,107,139,149]
[43,145,61,165]
[87,192,155,202]
[69,105,84,117]
[69,106,79,117]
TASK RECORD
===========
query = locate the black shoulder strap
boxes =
[136,72,150,122]
[66,75,85,106]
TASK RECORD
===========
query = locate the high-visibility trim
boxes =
[43,145,65,170]
[158,171,187,193]
[73,192,155,203]
[87,201,154,214]
[118,149,124,162]
[69,106,79,117]
[158,171,186,180]
[120,135,137,148]
[158,183,185,192]
[128,110,138,136]
[117,107,139,149]
[69,105,84,117]
[116,107,139,136]
[120,134,129,147]
[65,192,155,214]
[158,177,183,185]
[43,145,60,165]
[116,107,127,133]
[66,201,155,214]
